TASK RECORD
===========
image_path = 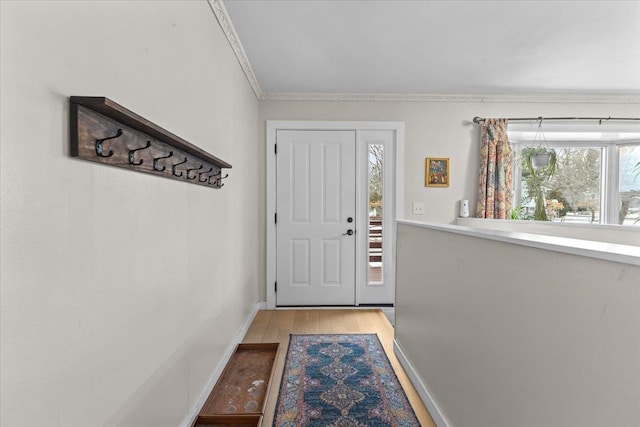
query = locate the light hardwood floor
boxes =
[242,309,436,426]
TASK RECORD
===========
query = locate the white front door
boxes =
[276,130,356,306]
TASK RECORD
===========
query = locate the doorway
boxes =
[266,121,404,309]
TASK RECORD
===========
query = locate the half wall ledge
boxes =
[397,220,640,266]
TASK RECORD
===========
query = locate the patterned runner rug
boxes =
[274,334,420,427]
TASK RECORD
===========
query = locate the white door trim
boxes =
[266,121,405,310]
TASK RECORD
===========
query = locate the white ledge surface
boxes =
[397,220,640,266]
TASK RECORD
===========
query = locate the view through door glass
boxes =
[368,144,383,285]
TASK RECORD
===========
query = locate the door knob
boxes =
[342,229,354,236]
[347,217,353,223]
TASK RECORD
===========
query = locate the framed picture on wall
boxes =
[425,157,450,187]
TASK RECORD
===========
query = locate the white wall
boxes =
[0,2,259,426]
[395,222,640,427]
[258,100,639,299]
[260,100,640,223]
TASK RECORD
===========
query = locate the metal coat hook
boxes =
[128,141,151,165]
[215,173,229,188]
[198,167,214,183]
[208,171,222,186]
[153,151,174,171]
[95,128,123,158]
[172,157,188,177]
[186,165,204,180]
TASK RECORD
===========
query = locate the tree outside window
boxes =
[619,145,640,225]
[548,147,601,223]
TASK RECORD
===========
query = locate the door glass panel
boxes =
[619,144,640,226]
[368,144,383,285]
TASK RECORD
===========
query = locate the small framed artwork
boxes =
[425,157,450,187]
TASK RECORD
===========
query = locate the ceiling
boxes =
[222,0,640,96]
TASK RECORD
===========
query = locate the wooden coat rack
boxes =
[70,97,232,188]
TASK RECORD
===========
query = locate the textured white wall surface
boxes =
[0,2,259,426]
[395,222,640,427]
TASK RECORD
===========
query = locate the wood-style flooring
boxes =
[242,309,436,426]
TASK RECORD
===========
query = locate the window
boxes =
[509,123,640,226]
[368,144,383,284]
[619,144,640,225]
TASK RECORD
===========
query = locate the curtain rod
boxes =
[472,116,640,124]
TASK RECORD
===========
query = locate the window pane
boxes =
[368,144,383,284]
[550,147,602,223]
[519,147,602,223]
[619,145,640,226]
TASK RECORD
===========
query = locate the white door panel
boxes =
[276,130,356,306]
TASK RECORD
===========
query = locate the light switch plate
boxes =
[412,202,425,215]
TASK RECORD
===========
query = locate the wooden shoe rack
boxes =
[194,343,279,427]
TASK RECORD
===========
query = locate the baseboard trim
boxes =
[394,339,450,427]
[181,301,263,427]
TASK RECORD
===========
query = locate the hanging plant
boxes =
[521,146,557,175]
[532,151,552,168]
[519,146,558,221]
[516,118,558,221]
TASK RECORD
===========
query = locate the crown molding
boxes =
[207,0,264,100]
[261,92,640,104]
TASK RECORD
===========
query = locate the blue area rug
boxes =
[274,334,420,426]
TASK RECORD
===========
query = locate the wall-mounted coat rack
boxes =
[70,96,231,189]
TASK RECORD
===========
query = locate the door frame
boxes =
[266,121,405,309]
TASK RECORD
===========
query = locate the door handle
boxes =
[342,229,354,236]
